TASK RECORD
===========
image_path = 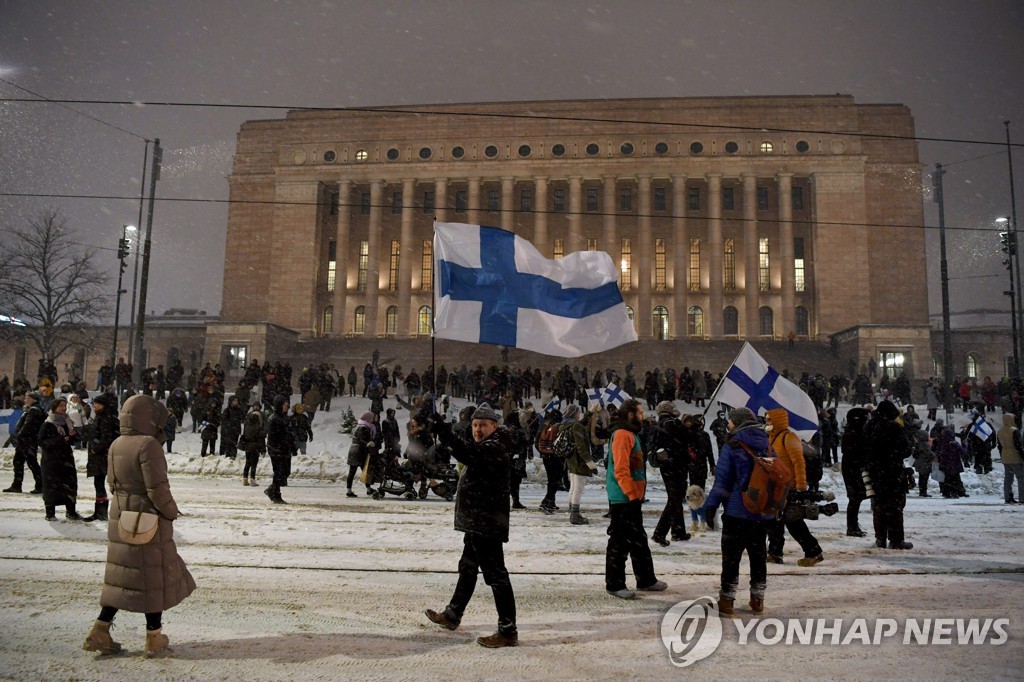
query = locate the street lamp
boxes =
[998,217,1020,377]
[124,224,140,355]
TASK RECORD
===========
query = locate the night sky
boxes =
[1,0,1021,323]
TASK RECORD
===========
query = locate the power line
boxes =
[0,78,150,143]
[1,96,1021,149]
[0,191,1013,236]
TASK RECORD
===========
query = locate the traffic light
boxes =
[1001,231,1017,269]
[118,237,130,259]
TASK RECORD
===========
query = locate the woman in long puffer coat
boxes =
[82,394,195,658]
[39,397,81,520]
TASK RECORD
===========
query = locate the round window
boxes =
[451,146,465,159]
[386,148,399,161]
[323,150,337,163]
[551,144,566,157]
[759,141,774,154]
[585,143,600,156]
[689,141,704,155]
[654,142,669,155]
[620,142,634,156]
[518,144,532,158]
[795,140,810,153]
[484,145,499,158]
[724,141,739,154]
[419,147,432,160]
[354,149,368,161]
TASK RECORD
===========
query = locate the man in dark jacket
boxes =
[264,394,295,504]
[3,391,44,493]
[650,401,690,546]
[83,393,120,522]
[866,399,914,549]
[425,403,518,649]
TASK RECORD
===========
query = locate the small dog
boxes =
[685,484,708,533]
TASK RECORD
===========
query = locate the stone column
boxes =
[742,174,759,338]
[602,176,617,257]
[364,180,383,336]
[534,177,548,256]
[568,176,583,253]
[468,177,481,226]
[671,175,687,339]
[637,175,652,340]
[707,174,723,338]
[398,178,415,337]
[777,173,795,337]
[331,179,351,338]
[501,177,514,230]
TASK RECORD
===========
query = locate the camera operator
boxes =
[840,408,872,537]
[765,409,825,567]
[865,400,914,549]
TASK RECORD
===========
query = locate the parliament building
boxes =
[209,95,934,378]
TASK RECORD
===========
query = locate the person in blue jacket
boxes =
[0,396,24,448]
[704,407,776,617]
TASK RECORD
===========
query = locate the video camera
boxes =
[785,489,839,522]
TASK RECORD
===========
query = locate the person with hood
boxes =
[219,396,246,459]
[82,394,195,658]
[83,393,119,522]
[381,408,401,459]
[238,403,266,486]
[704,407,775,615]
[199,402,220,457]
[4,391,44,493]
[264,395,295,504]
[425,403,519,648]
[537,409,565,514]
[765,408,824,566]
[39,397,81,520]
[604,399,667,600]
[650,401,690,546]
[865,399,914,549]
[709,410,730,455]
[996,413,1024,504]
[560,403,598,525]
[346,411,379,498]
[290,403,314,455]
[910,429,934,497]
[934,427,968,498]
[166,388,188,429]
[840,407,871,536]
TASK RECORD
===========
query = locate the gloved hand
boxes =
[587,461,598,472]
[366,441,376,450]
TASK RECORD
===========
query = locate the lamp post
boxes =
[110,226,131,375]
[998,217,1020,377]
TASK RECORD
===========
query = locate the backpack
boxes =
[553,425,576,459]
[731,438,793,518]
[537,422,559,455]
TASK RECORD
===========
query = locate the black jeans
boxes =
[10,447,42,489]
[444,533,517,635]
[768,509,822,558]
[243,451,260,479]
[268,454,291,494]
[541,455,564,506]
[720,515,768,599]
[605,501,657,591]
[871,493,907,546]
[653,470,688,540]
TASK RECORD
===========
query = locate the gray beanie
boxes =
[563,403,582,421]
[471,402,500,422]
[729,407,758,430]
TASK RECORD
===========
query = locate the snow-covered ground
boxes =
[1,395,1021,681]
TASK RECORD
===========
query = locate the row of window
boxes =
[324,139,815,164]
[322,303,811,338]
[325,237,807,295]
[340,185,806,216]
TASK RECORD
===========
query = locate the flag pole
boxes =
[431,220,437,420]
[702,341,751,421]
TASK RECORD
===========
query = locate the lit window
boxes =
[225,345,247,370]
[355,149,368,161]
[655,239,666,291]
[553,238,564,259]
[724,238,736,291]
[326,240,336,292]
[354,306,366,334]
[587,238,598,251]
[882,352,908,380]
[689,238,701,292]
[687,306,704,336]
[653,306,669,340]
[357,241,368,291]
[389,241,400,291]
[794,237,805,292]
[421,240,433,291]
[385,306,398,335]
[620,238,632,291]
[759,237,770,292]
[322,307,333,335]
[418,306,432,335]
[760,141,774,154]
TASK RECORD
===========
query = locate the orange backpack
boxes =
[732,439,793,518]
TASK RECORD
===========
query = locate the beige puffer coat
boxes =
[101,395,195,613]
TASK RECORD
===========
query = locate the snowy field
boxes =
[0,395,1022,681]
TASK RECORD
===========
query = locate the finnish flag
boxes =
[602,382,631,409]
[712,342,819,439]
[968,416,994,441]
[586,387,605,409]
[543,397,563,414]
[433,223,638,357]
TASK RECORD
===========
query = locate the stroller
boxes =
[372,454,419,500]
[406,444,460,501]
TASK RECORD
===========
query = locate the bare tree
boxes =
[0,209,110,367]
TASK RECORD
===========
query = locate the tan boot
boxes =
[749,595,765,614]
[83,619,122,655]
[145,628,172,658]
[243,476,250,486]
[717,595,735,616]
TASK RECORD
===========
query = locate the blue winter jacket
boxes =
[705,424,776,522]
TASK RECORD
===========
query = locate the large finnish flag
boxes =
[714,342,819,439]
[433,223,637,357]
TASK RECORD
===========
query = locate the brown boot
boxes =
[424,609,460,631]
[717,595,735,616]
[83,620,122,655]
[749,595,765,615]
[477,630,519,648]
[145,628,172,658]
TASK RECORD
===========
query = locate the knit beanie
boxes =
[728,407,758,430]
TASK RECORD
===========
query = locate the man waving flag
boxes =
[433,223,637,357]
[711,342,819,439]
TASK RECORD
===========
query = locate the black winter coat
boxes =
[221,405,246,443]
[87,410,120,477]
[866,417,912,497]
[652,415,689,482]
[14,404,46,456]
[39,417,79,506]
[348,424,378,468]
[266,412,295,458]
[441,424,512,542]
